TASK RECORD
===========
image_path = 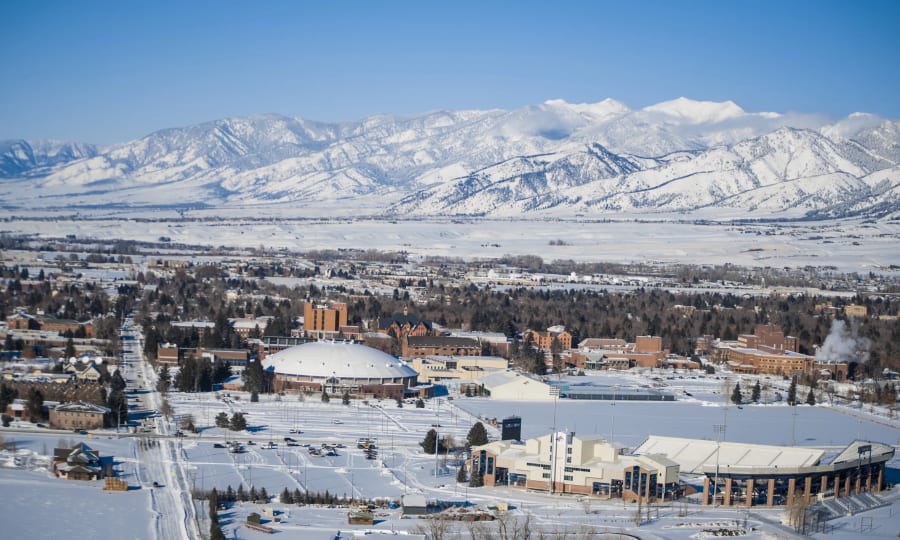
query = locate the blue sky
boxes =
[1,0,898,144]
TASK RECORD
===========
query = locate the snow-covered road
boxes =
[121,317,200,540]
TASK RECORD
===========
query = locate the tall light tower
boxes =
[712,423,726,505]
[549,383,560,495]
[610,384,619,443]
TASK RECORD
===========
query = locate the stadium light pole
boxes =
[713,423,726,505]
[611,384,619,443]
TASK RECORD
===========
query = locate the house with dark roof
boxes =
[376,306,434,340]
[53,443,105,481]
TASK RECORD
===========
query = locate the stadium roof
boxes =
[263,341,417,380]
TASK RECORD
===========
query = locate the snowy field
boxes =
[3,215,899,272]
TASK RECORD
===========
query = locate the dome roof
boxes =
[262,341,417,379]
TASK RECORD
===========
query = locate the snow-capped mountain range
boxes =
[1,97,898,220]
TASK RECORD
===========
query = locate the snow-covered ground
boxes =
[3,215,899,272]
[3,368,898,539]
[1,320,898,539]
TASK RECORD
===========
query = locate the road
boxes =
[120,316,200,540]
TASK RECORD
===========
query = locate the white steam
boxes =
[815,319,870,364]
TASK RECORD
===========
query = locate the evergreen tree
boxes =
[157,365,171,394]
[342,390,350,405]
[250,391,259,403]
[208,488,219,516]
[210,522,225,540]
[421,428,438,454]
[415,398,425,408]
[0,384,18,412]
[215,412,230,428]
[26,387,44,422]
[531,347,547,375]
[751,380,761,403]
[212,361,231,385]
[788,376,798,406]
[107,390,128,427]
[456,463,468,483]
[236,484,246,502]
[109,370,127,392]
[469,472,484,488]
[242,359,266,394]
[65,336,76,359]
[259,487,269,502]
[731,382,742,405]
[321,388,330,403]
[281,487,292,504]
[466,422,489,449]
[229,412,247,431]
[806,387,816,406]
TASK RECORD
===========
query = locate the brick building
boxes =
[49,401,111,430]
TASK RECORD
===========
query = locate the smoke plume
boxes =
[815,319,870,364]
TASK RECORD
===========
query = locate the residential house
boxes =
[53,442,105,481]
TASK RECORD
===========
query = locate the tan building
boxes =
[470,432,681,502]
[49,401,111,430]
[712,324,814,378]
[303,301,348,338]
[407,355,508,384]
[844,304,868,318]
[157,343,179,365]
[571,335,668,370]
[230,316,271,338]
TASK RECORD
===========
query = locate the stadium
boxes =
[262,341,419,399]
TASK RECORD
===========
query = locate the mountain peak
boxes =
[541,98,630,119]
[642,97,746,123]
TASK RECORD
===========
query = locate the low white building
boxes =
[476,370,552,400]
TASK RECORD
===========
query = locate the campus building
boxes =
[303,301,348,339]
[470,432,682,503]
[634,436,894,507]
[262,341,418,399]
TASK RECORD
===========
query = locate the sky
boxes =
[1,0,899,145]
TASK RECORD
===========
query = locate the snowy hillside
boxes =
[1,98,898,220]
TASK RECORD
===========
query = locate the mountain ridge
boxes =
[1,98,897,220]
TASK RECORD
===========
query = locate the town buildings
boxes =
[711,324,848,381]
